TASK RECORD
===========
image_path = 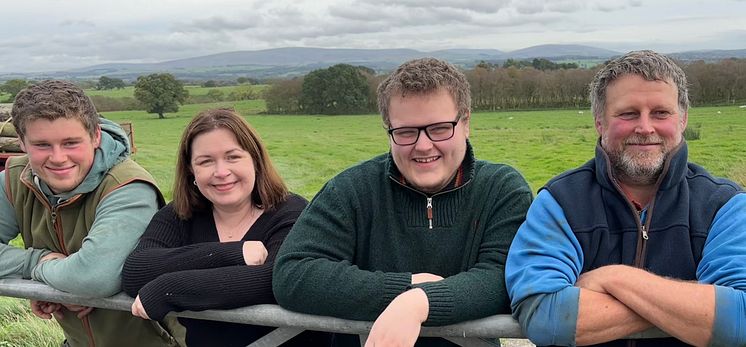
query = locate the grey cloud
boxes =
[59,20,96,27]
[176,14,264,32]
[592,0,638,12]
[330,2,474,28]
[358,0,511,13]
[545,1,585,13]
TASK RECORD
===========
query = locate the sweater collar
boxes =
[594,139,688,193]
[386,139,476,194]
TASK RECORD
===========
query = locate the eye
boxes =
[428,125,452,135]
[617,111,638,120]
[393,128,418,138]
[652,110,672,118]
[195,158,214,166]
[63,141,81,148]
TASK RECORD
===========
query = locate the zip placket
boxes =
[24,179,96,346]
[389,176,472,230]
[426,197,433,229]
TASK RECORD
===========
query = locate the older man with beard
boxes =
[505,50,746,347]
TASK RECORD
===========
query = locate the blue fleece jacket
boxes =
[506,190,746,346]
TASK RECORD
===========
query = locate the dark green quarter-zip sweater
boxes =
[273,143,532,332]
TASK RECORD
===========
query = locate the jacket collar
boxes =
[594,139,688,192]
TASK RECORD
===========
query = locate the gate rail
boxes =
[0,278,668,347]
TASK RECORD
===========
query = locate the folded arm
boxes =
[418,177,532,325]
[0,171,50,279]
[506,190,650,346]
[32,183,160,297]
[273,181,412,321]
[122,204,245,296]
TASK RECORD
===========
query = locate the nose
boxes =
[413,128,434,151]
[635,113,655,135]
[213,160,231,178]
[48,146,67,164]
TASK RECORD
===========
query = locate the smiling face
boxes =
[190,127,256,211]
[19,118,100,194]
[597,74,687,185]
[388,88,470,194]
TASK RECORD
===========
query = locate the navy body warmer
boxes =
[543,142,740,347]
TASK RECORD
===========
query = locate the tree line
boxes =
[2,58,745,117]
[264,58,746,115]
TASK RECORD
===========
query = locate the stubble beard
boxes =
[603,134,670,186]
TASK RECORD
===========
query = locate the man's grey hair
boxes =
[377,58,471,127]
[589,50,689,119]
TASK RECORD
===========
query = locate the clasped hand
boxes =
[30,252,95,320]
[242,241,268,265]
[364,273,442,347]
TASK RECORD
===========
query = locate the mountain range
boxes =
[3,44,745,81]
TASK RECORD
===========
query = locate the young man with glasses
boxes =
[274,58,532,346]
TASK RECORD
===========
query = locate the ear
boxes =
[18,136,26,153]
[680,111,688,130]
[462,111,471,139]
[594,115,604,136]
[92,126,102,148]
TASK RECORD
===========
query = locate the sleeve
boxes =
[0,170,51,279]
[273,179,412,321]
[415,168,533,326]
[134,196,308,321]
[31,182,160,297]
[121,204,245,297]
[505,189,584,346]
[696,193,746,346]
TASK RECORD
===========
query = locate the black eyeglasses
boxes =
[387,117,460,146]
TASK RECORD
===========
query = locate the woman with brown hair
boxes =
[122,108,328,346]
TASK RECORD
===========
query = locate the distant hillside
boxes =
[505,44,619,59]
[2,45,745,81]
[668,49,746,61]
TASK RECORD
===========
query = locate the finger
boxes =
[30,302,50,319]
[53,310,64,320]
[43,303,61,314]
[76,306,94,318]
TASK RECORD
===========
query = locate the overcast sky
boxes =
[2,0,745,73]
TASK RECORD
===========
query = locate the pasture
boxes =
[102,104,746,200]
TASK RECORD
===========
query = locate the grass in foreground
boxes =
[0,297,64,347]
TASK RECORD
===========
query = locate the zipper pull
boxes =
[642,225,649,240]
[426,197,433,230]
[50,210,57,227]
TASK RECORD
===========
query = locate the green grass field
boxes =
[101,104,746,200]
[2,103,745,345]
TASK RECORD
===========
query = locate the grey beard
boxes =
[606,147,665,185]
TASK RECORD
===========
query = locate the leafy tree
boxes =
[206,89,225,102]
[300,64,370,114]
[265,78,303,114]
[202,80,218,88]
[96,76,126,90]
[0,79,30,101]
[134,73,188,119]
[228,85,257,101]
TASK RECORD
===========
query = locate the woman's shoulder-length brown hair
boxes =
[172,108,288,219]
